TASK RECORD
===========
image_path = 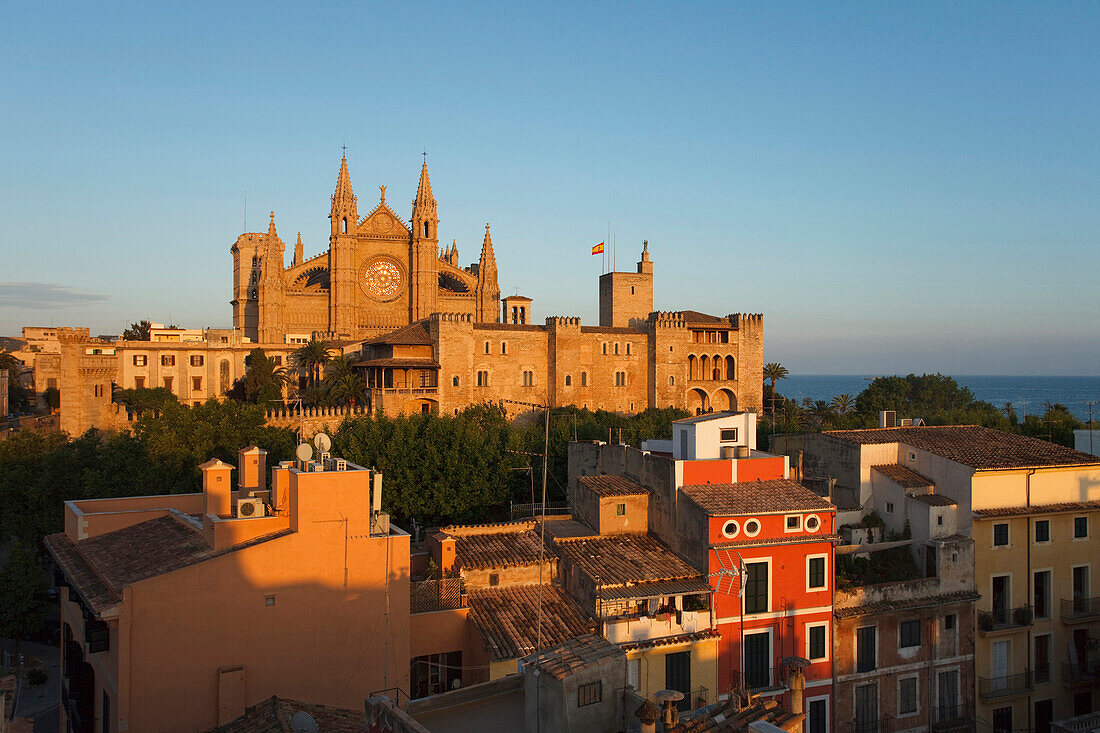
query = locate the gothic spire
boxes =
[415,161,434,205]
[331,155,357,234]
[479,223,496,269]
[294,232,303,266]
[334,155,355,202]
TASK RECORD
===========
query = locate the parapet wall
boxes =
[264,405,367,438]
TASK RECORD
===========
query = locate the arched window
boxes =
[713,354,722,380]
[626,343,632,355]
[581,372,588,387]
[565,374,572,386]
[501,342,507,355]
[669,376,675,386]
[602,343,608,355]
[485,342,490,355]
[423,221,430,237]
[700,355,710,380]
[452,376,459,387]
[725,356,735,380]
[614,343,619,355]
[688,355,697,380]
[342,217,347,233]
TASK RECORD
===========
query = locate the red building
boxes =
[569,411,837,732]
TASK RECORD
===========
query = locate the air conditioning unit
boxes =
[899,418,913,427]
[880,410,897,428]
[236,498,265,518]
[326,458,347,471]
[318,451,331,464]
[309,462,325,472]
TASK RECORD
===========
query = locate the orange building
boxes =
[44,446,473,733]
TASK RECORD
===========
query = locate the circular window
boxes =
[743,519,761,537]
[805,514,821,533]
[722,520,740,539]
[362,257,405,301]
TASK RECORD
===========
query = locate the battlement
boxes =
[430,312,473,323]
[649,312,687,328]
[730,313,764,328]
[545,316,582,327]
[56,327,92,344]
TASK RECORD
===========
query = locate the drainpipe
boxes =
[1025,468,1035,733]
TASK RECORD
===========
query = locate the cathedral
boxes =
[231,157,501,343]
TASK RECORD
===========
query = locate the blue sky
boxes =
[1,2,1097,374]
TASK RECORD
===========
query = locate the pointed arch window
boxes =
[423,221,430,237]
[342,217,348,234]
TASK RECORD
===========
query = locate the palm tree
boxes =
[327,372,368,408]
[810,400,835,428]
[831,394,855,416]
[324,354,355,385]
[292,339,330,388]
[762,362,790,426]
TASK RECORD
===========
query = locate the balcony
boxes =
[410,578,465,614]
[1062,658,1100,688]
[743,667,788,696]
[978,669,1033,700]
[847,715,894,733]
[603,609,712,645]
[1062,596,1100,623]
[977,605,1033,636]
[932,703,972,731]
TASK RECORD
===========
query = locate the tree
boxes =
[854,373,1010,430]
[831,394,855,416]
[0,541,48,655]
[762,362,789,426]
[42,386,60,411]
[113,387,177,415]
[292,340,331,389]
[0,351,31,413]
[228,348,291,405]
[327,372,368,408]
[809,400,835,428]
[122,320,152,341]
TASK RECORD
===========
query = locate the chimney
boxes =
[200,459,233,517]
[270,461,293,514]
[238,446,267,495]
[786,661,808,733]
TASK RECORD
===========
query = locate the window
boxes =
[133,355,147,366]
[93,384,103,398]
[856,626,876,672]
[1034,633,1051,683]
[807,698,828,733]
[722,520,739,538]
[899,619,921,648]
[477,370,489,387]
[614,371,626,386]
[161,354,175,366]
[886,502,894,513]
[944,614,956,630]
[786,515,802,532]
[615,503,626,516]
[720,428,738,442]
[134,377,145,389]
[808,623,827,660]
[992,707,1012,733]
[626,343,632,355]
[564,374,572,386]
[452,376,459,387]
[808,556,826,590]
[898,676,918,716]
[1074,516,1088,539]
[489,573,499,587]
[805,515,821,532]
[501,342,507,354]
[578,681,602,707]
[265,595,275,606]
[47,377,57,389]
[743,519,761,537]
[669,376,675,386]
[993,523,1009,546]
[192,377,202,391]
[1033,569,1052,619]
[272,355,282,365]
[580,372,588,387]
[102,690,110,733]
[1035,519,1050,543]
[630,286,634,294]
[602,343,608,355]
[744,561,768,614]
[484,342,490,355]
[522,370,534,387]
[614,343,619,355]
[190,355,204,367]
[937,515,944,526]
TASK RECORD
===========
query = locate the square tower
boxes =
[598,242,653,328]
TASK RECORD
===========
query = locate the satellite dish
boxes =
[295,443,314,462]
[314,432,332,452]
[289,711,319,733]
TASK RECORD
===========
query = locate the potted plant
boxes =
[1013,606,1033,626]
[978,611,994,631]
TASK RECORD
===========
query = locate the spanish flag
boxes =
[591,242,605,255]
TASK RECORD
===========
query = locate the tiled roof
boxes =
[619,629,720,652]
[352,358,439,369]
[46,516,290,615]
[825,426,1100,470]
[454,530,546,570]
[713,533,842,550]
[206,695,367,732]
[678,310,731,326]
[671,699,803,733]
[579,326,643,335]
[522,634,624,680]
[834,590,980,619]
[596,577,713,601]
[973,498,1100,518]
[681,479,835,516]
[472,323,545,332]
[576,474,649,497]
[467,585,590,661]
[554,534,701,586]
[538,519,597,540]
[872,464,934,488]
[910,493,956,507]
[364,322,432,345]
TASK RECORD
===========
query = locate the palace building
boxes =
[54,155,765,433]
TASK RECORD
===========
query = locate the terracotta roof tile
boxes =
[523,634,624,680]
[681,479,835,516]
[206,695,367,732]
[352,358,439,368]
[467,585,590,661]
[678,310,731,326]
[579,326,643,335]
[364,322,432,345]
[872,464,934,488]
[910,493,956,507]
[825,426,1100,470]
[472,323,545,332]
[834,590,981,619]
[576,474,649,497]
[619,629,720,652]
[973,498,1100,518]
[713,533,842,550]
[553,534,701,586]
[453,530,546,570]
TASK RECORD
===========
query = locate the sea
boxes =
[779,375,1100,422]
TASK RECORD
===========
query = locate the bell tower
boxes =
[328,155,359,336]
[409,161,439,321]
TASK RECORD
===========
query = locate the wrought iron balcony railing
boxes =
[978,669,1033,699]
[1062,596,1100,622]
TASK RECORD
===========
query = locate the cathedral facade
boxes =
[231,158,500,344]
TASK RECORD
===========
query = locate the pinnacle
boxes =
[415,161,434,203]
[479,222,496,267]
[268,211,277,234]
[334,155,355,202]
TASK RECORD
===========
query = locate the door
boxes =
[992,707,1012,733]
[1035,699,1054,733]
[1073,566,1090,612]
[992,575,1009,624]
[743,632,770,689]
[991,640,1010,691]
[854,683,878,733]
[937,669,959,722]
[808,698,827,733]
[665,651,691,711]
